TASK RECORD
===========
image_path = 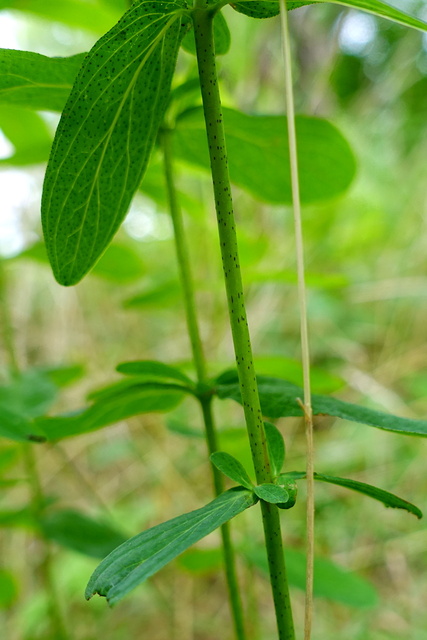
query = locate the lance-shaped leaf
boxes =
[42,0,190,286]
[263,421,285,476]
[232,1,427,32]
[279,471,422,518]
[86,487,258,605]
[217,374,427,437]
[174,107,356,204]
[0,50,85,112]
[210,451,253,489]
[35,382,185,440]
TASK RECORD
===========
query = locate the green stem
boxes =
[192,4,295,639]
[160,128,247,640]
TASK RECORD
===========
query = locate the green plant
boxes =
[1,1,427,639]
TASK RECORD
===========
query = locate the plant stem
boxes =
[160,127,247,640]
[192,4,295,638]
[279,3,314,638]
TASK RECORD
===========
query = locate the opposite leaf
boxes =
[263,421,285,476]
[253,483,290,504]
[86,487,257,605]
[42,0,190,285]
[210,451,253,489]
[280,471,422,518]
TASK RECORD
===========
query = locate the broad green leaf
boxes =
[253,483,289,504]
[0,370,58,419]
[280,471,423,518]
[0,570,18,609]
[232,1,427,31]
[35,383,185,440]
[0,0,122,34]
[217,375,427,437]
[13,240,145,283]
[86,487,257,605]
[39,509,128,558]
[245,545,378,607]
[0,105,52,165]
[0,50,85,112]
[177,547,223,574]
[0,507,35,528]
[174,108,356,204]
[210,451,253,489]
[263,421,285,476]
[42,0,190,286]
[0,405,46,443]
[182,11,231,55]
[116,360,193,385]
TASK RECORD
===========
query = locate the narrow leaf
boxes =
[39,509,128,558]
[217,375,427,437]
[0,50,85,112]
[42,0,190,285]
[253,483,289,504]
[35,383,185,440]
[263,421,285,477]
[279,471,423,519]
[116,360,193,385]
[174,107,356,204]
[85,487,257,605]
[210,451,253,490]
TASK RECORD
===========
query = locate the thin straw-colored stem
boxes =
[279,2,315,639]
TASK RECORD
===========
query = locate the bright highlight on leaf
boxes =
[210,451,253,489]
[85,488,257,605]
[42,0,190,286]
[279,471,423,518]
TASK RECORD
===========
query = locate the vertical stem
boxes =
[160,128,247,640]
[279,2,314,639]
[192,4,295,639]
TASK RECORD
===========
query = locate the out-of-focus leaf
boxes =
[42,0,190,286]
[0,405,46,443]
[174,107,356,204]
[263,421,285,477]
[0,569,18,608]
[0,50,85,112]
[0,507,35,527]
[36,383,185,440]
[210,451,253,489]
[0,0,122,34]
[123,281,182,309]
[39,364,86,388]
[0,105,51,165]
[39,509,127,558]
[182,11,231,55]
[0,447,20,473]
[166,418,205,439]
[217,375,427,437]
[13,241,145,283]
[280,471,423,518]
[252,357,344,394]
[245,545,378,608]
[117,360,193,385]
[86,487,258,605]
[0,370,57,419]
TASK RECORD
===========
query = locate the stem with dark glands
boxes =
[192,4,295,639]
[160,128,247,640]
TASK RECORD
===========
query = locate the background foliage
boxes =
[0,1,426,638]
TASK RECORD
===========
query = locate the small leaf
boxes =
[231,1,280,19]
[117,360,193,385]
[35,383,185,440]
[0,50,85,112]
[174,107,356,204]
[39,509,128,558]
[278,471,423,519]
[182,11,231,55]
[217,375,427,437]
[253,483,289,504]
[245,545,378,608]
[42,0,190,285]
[210,451,253,490]
[85,487,257,605]
[263,421,285,477]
